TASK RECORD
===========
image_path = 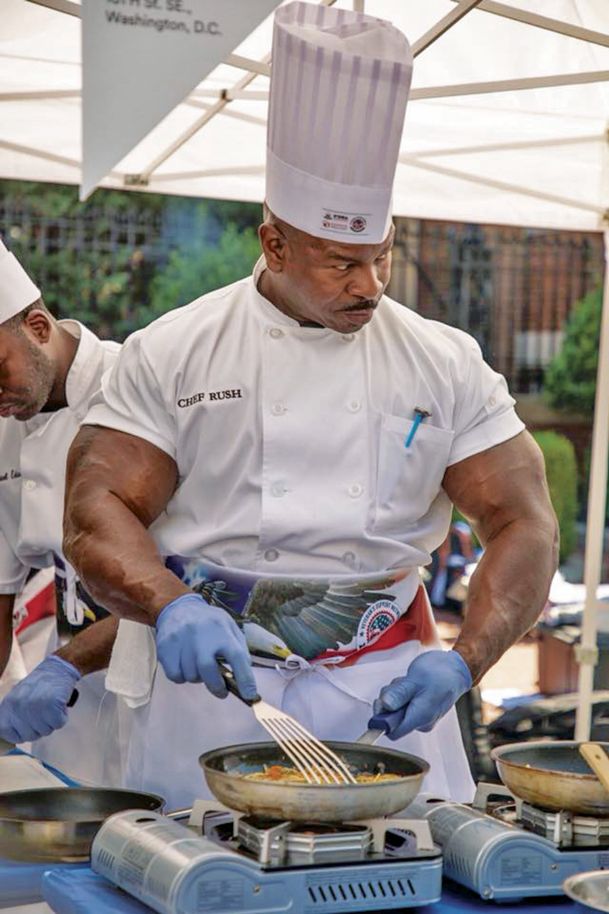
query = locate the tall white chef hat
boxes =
[0,238,40,324]
[266,1,413,245]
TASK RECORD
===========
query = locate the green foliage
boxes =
[532,430,578,562]
[0,180,262,340]
[544,286,602,416]
[147,223,261,318]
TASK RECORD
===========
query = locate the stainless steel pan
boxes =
[199,740,428,823]
[491,740,609,815]
[0,787,164,862]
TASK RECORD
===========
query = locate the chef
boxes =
[0,239,122,785]
[64,2,558,807]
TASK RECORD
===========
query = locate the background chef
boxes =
[0,239,122,785]
[64,2,558,807]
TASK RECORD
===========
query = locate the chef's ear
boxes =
[258,221,289,273]
[22,304,53,345]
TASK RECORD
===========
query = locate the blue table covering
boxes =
[41,868,582,914]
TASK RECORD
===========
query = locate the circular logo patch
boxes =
[349,216,367,233]
[356,599,401,648]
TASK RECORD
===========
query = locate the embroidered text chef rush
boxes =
[0,239,40,323]
[266,2,413,244]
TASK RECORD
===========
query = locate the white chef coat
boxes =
[87,259,524,573]
[0,321,119,584]
[89,259,524,806]
[0,321,124,786]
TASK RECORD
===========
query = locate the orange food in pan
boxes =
[244,764,399,784]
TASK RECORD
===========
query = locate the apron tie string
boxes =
[274,654,372,706]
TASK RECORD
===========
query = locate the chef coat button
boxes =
[271,482,286,498]
[264,548,280,562]
[269,328,284,339]
[488,395,497,407]
[271,402,286,416]
[342,551,357,568]
[341,334,355,343]
[348,483,364,498]
[23,479,36,491]
[347,400,362,413]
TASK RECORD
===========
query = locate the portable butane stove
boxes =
[92,800,442,914]
[407,783,609,902]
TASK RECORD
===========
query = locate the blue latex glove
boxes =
[0,655,81,744]
[370,649,472,740]
[155,593,257,700]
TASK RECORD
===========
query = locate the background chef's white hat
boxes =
[266,1,413,244]
[0,238,40,324]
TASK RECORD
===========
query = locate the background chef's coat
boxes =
[85,260,524,576]
[0,321,119,598]
[0,322,124,786]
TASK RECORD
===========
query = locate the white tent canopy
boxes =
[1,0,607,231]
[1,0,608,737]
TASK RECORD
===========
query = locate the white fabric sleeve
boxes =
[448,337,525,466]
[0,529,28,594]
[84,332,176,460]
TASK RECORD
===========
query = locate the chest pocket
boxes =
[374,413,455,533]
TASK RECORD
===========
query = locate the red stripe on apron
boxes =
[315,585,435,667]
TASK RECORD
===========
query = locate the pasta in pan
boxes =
[244,764,400,784]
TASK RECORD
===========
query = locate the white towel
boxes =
[105,619,157,708]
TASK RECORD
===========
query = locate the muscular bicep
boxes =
[65,425,178,531]
[443,430,556,546]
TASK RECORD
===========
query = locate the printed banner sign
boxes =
[81,0,278,199]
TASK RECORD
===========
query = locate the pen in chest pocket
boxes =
[404,407,432,449]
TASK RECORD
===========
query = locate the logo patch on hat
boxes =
[320,209,370,236]
[321,210,349,233]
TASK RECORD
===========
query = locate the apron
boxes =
[119,559,475,808]
[30,560,127,788]
[34,668,126,787]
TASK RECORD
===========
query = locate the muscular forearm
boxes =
[0,594,15,676]
[55,615,121,675]
[64,492,188,623]
[64,427,186,625]
[453,515,558,684]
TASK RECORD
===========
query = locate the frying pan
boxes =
[491,740,609,815]
[563,871,609,912]
[199,740,429,823]
[0,787,164,862]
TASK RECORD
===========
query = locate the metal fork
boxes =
[219,664,356,785]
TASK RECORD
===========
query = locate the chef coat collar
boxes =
[62,320,107,420]
[252,256,333,332]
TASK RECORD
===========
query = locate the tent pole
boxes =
[575,226,609,741]
[25,0,79,15]
[411,69,609,100]
[446,0,609,49]
[400,156,605,219]
[412,0,483,57]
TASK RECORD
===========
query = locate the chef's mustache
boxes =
[343,299,378,311]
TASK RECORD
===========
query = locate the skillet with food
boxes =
[200,740,428,823]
